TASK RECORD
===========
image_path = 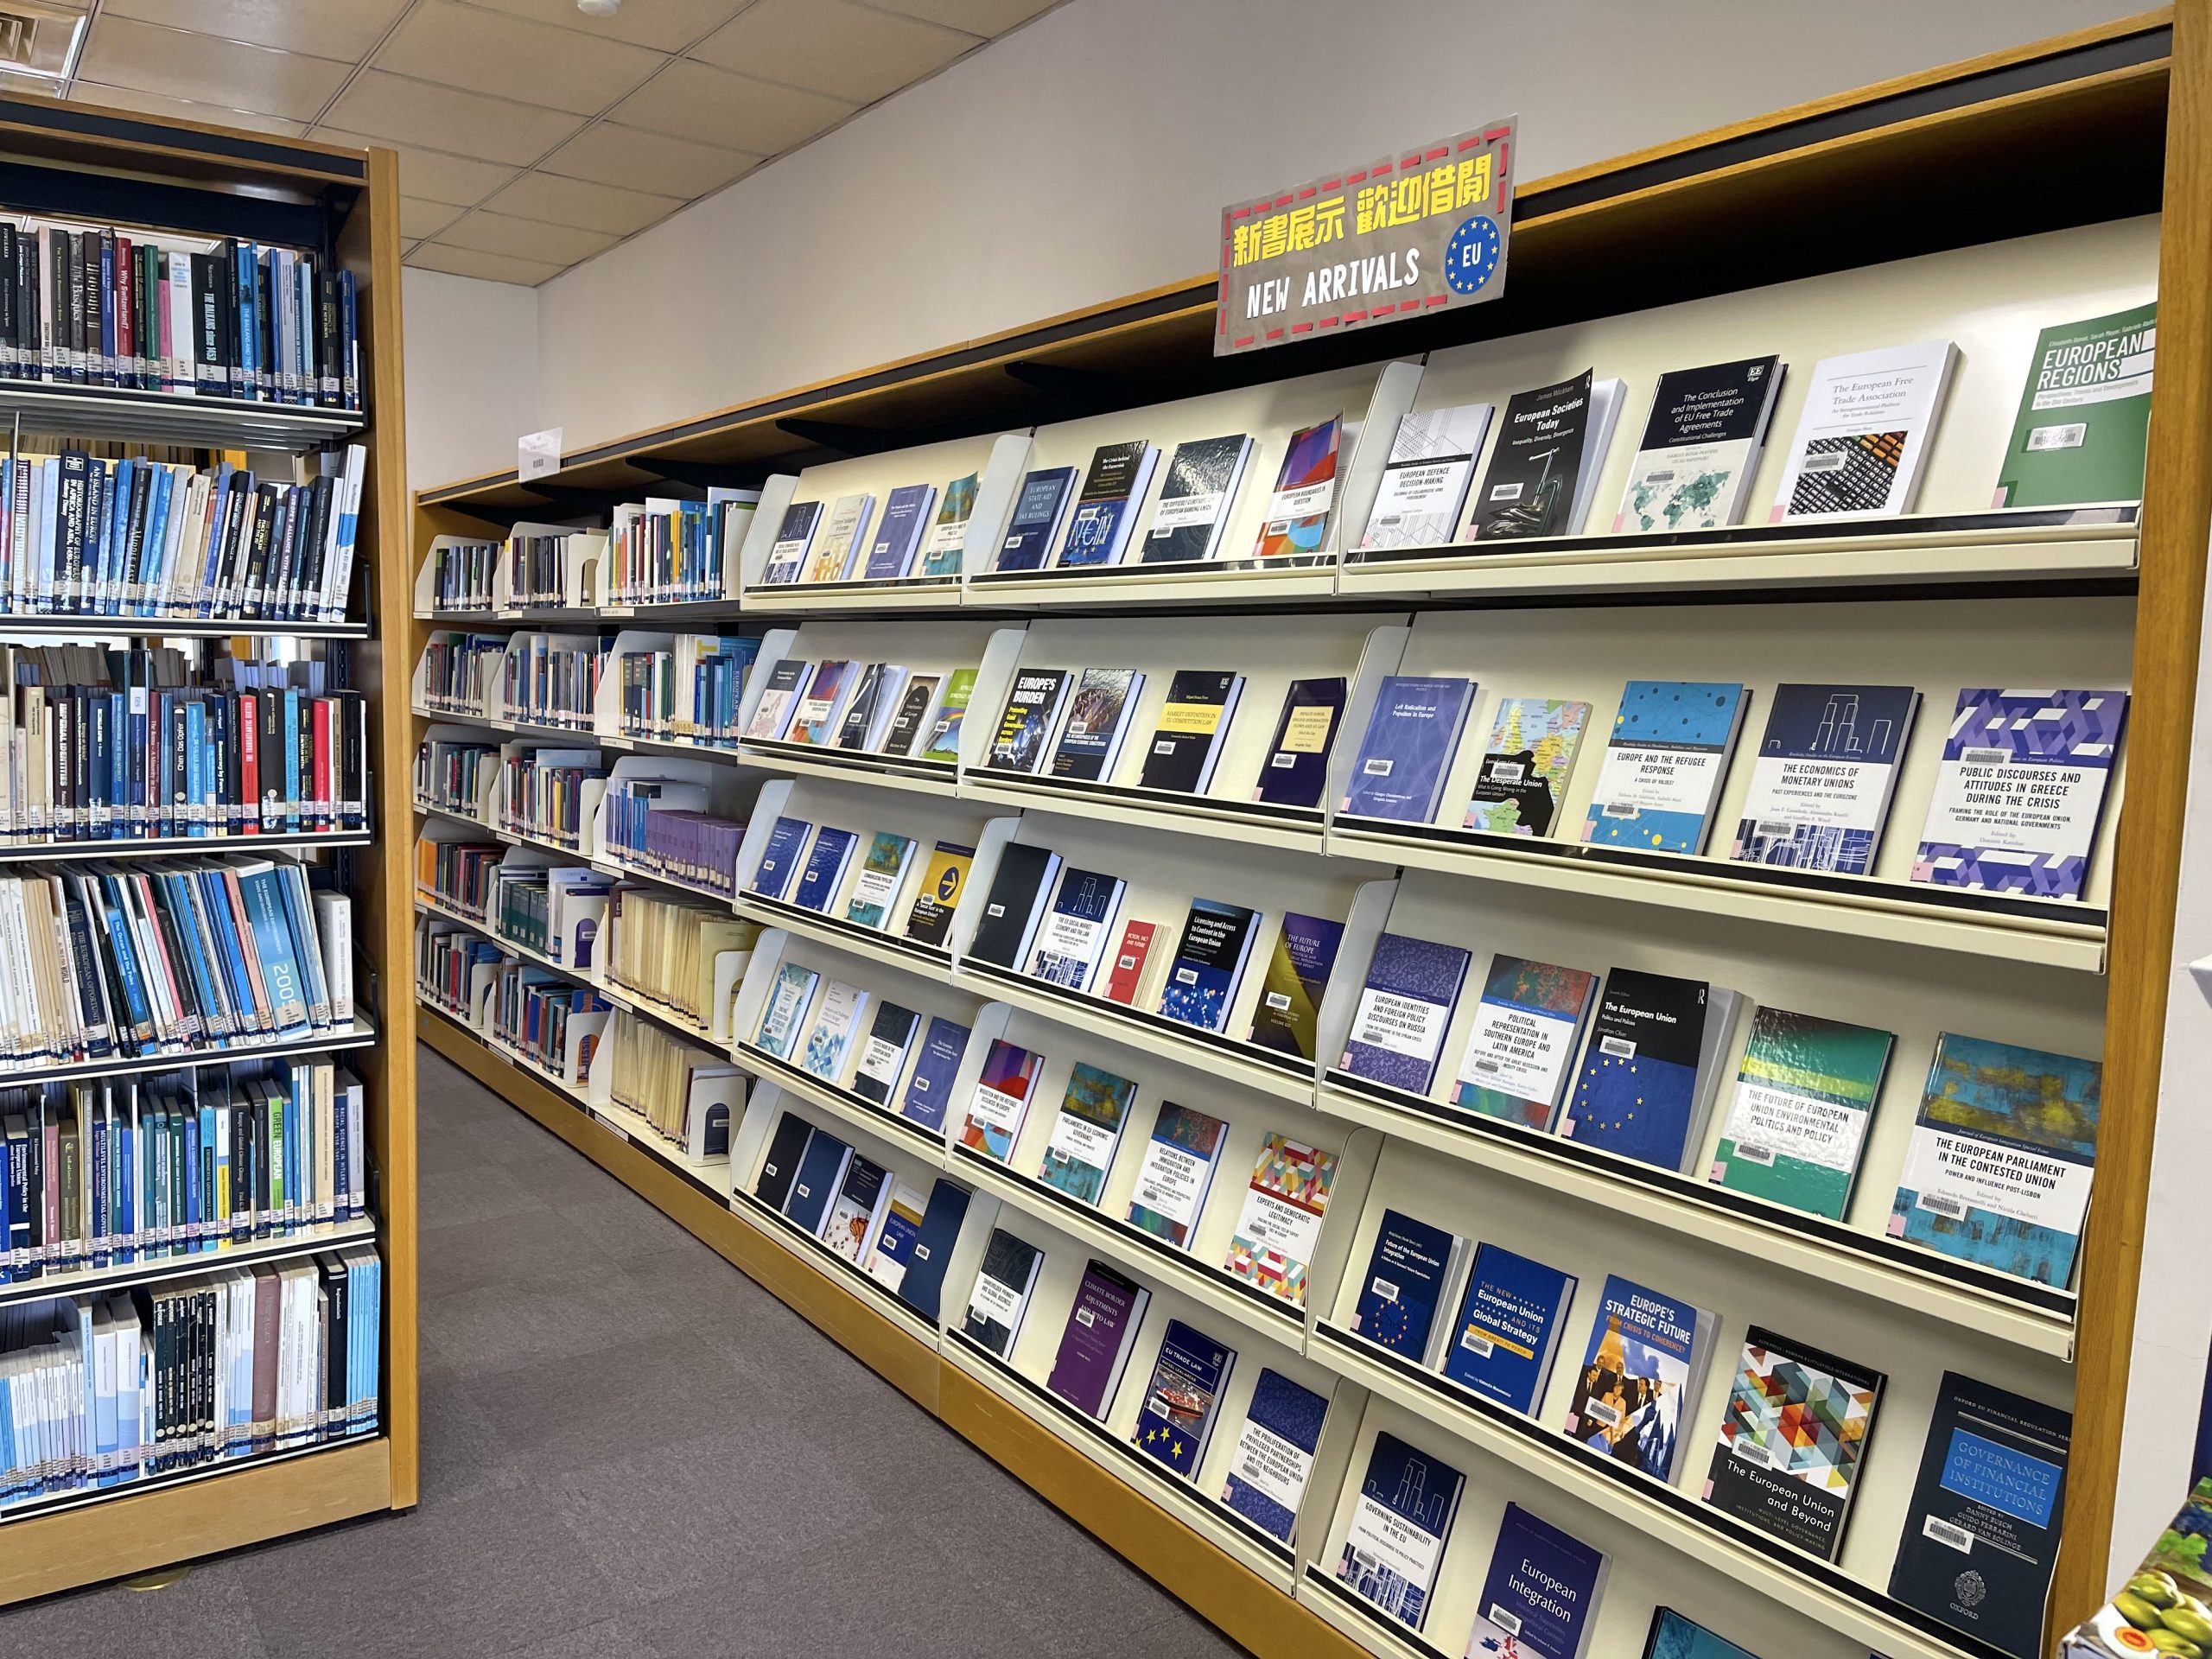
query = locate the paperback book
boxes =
[1222,1134,1338,1308]
[843,831,916,929]
[1253,417,1340,561]
[1337,1430,1464,1631]
[1462,1504,1609,1659]
[1155,899,1262,1034]
[965,842,1064,969]
[1993,301,2156,509]
[962,1038,1042,1164]
[1559,968,1743,1174]
[1708,1007,1894,1221]
[918,473,977,578]
[1340,675,1475,824]
[1452,955,1599,1129]
[743,659,808,741]
[761,500,821,586]
[1049,668,1146,782]
[1057,441,1160,568]
[787,659,856,747]
[1026,865,1128,992]
[962,1227,1044,1357]
[1036,1061,1137,1205]
[1731,683,1919,874]
[1702,1325,1885,1561]
[1245,911,1345,1061]
[1141,434,1253,564]
[1581,680,1749,855]
[752,1111,812,1211]
[1464,696,1592,837]
[782,1127,853,1236]
[804,492,874,583]
[995,467,1078,572]
[1220,1368,1329,1544]
[748,815,811,903]
[1358,403,1495,549]
[903,841,973,948]
[798,978,869,1083]
[896,1180,971,1321]
[791,824,857,913]
[849,1001,921,1108]
[1440,1243,1578,1415]
[1771,340,1959,520]
[1614,355,1784,532]
[1102,918,1161,1007]
[1643,1611,1762,1659]
[896,1014,969,1133]
[1341,932,1472,1096]
[1252,677,1348,810]
[1125,1102,1228,1249]
[1468,369,1625,540]
[1562,1273,1716,1482]
[880,673,943,758]
[918,667,976,764]
[862,481,937,581]
[1136,670,1244,794]
[821,1153,893,1264]
[832,661,906,751]
[987,668,1072,774]
[753,963,820,1061]
[1132,1319,1236,1479]
[1351,1207,1468,1364]
[863,1180,929,1294]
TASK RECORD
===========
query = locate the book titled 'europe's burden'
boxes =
[1702,1325,1885,1561]
[1221,1368,1329,1544]
[1731,683,1919,875]
[1614,355,1783,533]
[1993,301,2155,509]
[1341,675,1475,824]
[1582,680,1747,855]
[1338,1430,1464,1632]
[1708,1007,1894,1221]
[1563,1274,1717,1484]
[1462,1503,1610,1659]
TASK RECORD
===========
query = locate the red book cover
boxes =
[1103,919,1158,1006]
[238,691,259,834]
[312,698,334,830]
[114,236,132,380]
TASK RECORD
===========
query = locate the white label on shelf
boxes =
[1348,987,1449,1064]
[1719,1081,1866,1175]
[518,426,563,481]
[1457,998,1580,1107]
[594,1111,630,1144]
[1924,1516,1975,1553]
[1226,1417,1313,1512]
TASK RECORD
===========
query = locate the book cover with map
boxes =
[1615,356,1784,532]
[1465,696,1592,837]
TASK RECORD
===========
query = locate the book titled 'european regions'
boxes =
[1221,1368,1329,1544]
[1254,416,1340,561]
[1771,340,1959,521]
[1708,1007,1895,1221]
[1614,355,1784,533]
[1340,674,1475,824]
[1913,687,2129,899]
[1465,696,1592,837]
[1338,1430,1465,1632]
[1993,301,2156,509]
[1132,1319,1236,1481]
[1245,911,1345,1061]
[1563,1274,1716,1483]
[1582,680,1748,855]
[1452,955,1599,1129]
[1358,403,1495,550]
[1343,931,1472,1096]
[1462,1503,1610,1659]
[1224,1135,1338,1308]
[1702,1325,1885,1561]
[1730,683,1919,875]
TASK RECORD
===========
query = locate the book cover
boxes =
[1440,1243,1578,1415]
[962,1038,1042,1163]
[1641,1611,1762,1659]
[753,963,820,1061]
[1037,1061,1137,1205]
[1889,1372,2070,1659]
[804,492,874,582]
[1359,404,1495,549]
[903,841,974,948]
[850,1001,922,1108]
[1453,956,1599,1129]
[1464,697,1592,837]
[1912,687,2128,899]
[1253,677,1348,810]
[1223,1134,1338,1308]
[1731,683,1919,874]
[821,1153,891,1262]
[1702,1325,1885,1561]
[1337,1430,1465,1631]
[1615,356,1784,532]
[743,658,809,740]
[1058,441,1159,568]
[1563,1274,1713,1483]
[843,830,916,930]
[1709,1007,1893,1220]
[1994,302,2155,509]
[862,481,937,581]
[881,673,944,758]
[995,466,1078,572]
[919,668,977,764]
[1340,675,1476,824]
[1462,1503,1609,1659]
[798,977,869,1082]
[1102,918,1161,1007]
[1351,1207,1464,1361]
[752,1111,813,1211]
[864,1179,929,1294]
[1136,669,1245,795]
[966,842,1064,969]
[1581,680,1749,855]
[788,659,856,747]
[987,667,1071,773]
[1221,1368,1329,1544]
[1246,911,1345,1060]
[961,1226,1043,1356]
[896,1179,971,1321]
[761,499,820,586]
[1558,968,1719,1173]
[1132,1319,1236,1480]
[1471,369,1599,540]
[1141,433,1254,563]
[1254,416,1340,561]
[749,815,812,902]
[1888,1033,2101,1287]
[1156,898,1262,1034]
[1341,932,1472,1096]
[1772,340,1960,521]
[782,1127,853,1236]
[1050,667,1146,783]
[896,1014,970,1133]
[1026,865,1125,991]
[1046,1259,1151,1417]
[918,472,977,578]
[791,824,857,913]
[1125,1102,1228,1249]
[831,661,905,751]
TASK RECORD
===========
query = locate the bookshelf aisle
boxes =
[412,14,2199,1659]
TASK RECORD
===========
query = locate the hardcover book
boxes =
[1155,898,1262,1034]
[1559,968,1742,1174]
[1049,668,1147,783]
[1468,369,1625,540]
[1771,340,1960,520]
[804,492,874,582]
[782,1127,853,1236]
[966,842,1064,969]
[1341,932,1472,1096]
[1563,1273,1716,1483]
[1912,687,2128,899]
[1731,683,1920,874]
[753,962,820,1061]
[1642,1611,1762,1659]
[994,466,1079,572]
[1254,416,1340,561]
[1026,865,1126,991]
[881,673,944,757]
[791,824,857,914]
[1057,441,1160,568]
[1337,1430,1464,1631]
[761,499,821,585]
[1141,433,1254,563]
[896,1179,972,1321]
[843,830,917,930]
[1464,696,1592,837]
[1221,1368,1329,1544]
[1036,1061,1137,1205]
[1133,1319,1236,1479]
[1223,1135,1338,1308]
[1708,1007,1894,1221]
[798,977,869,1083]
[749,815,812,902]
[863,1180,929,1294]
[1103,918,1162,1007]
[918,667,977,764]
[752,1110,814,1211]
[1136,670,1244,794]
[962,1227,1044,1357]
[787,659,857,747]
[743,658,809,741]
[1340,675,1476,824]
[862,481,937,581]
[1614,355,1784,532]
[918,472,977,578]
[1993,302,2155,509]
[986,667,1072,773]
[1125,1102,1228,1249]
[903,841,973,948]
[1046,1259,1152,1417]
[1702,1325,1885,1561]
[821,1153,893,1263]
[963,1038,1042,1164]
[1245,912,1345,1061]
[1440,1243,1578,1415]
[832,661,907,751]
[1888,1032,2101,1287]
[1358,404,1495,549]
[1581,680,1749,855]
[896,1014,970,1133]
[1452,955,1599,1129]
[1462,1504,1609,1659]
[850,1001,922,1108]
[1253,677,1348,809]
[1351,1207,1468,1364]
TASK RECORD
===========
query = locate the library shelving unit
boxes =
[0,104,415,1602]
[412,12,2202,1659]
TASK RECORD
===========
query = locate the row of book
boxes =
[411,736,496,823]
[613,632,760,747]
[743,656,972,762]
[599,777,746,900]
[748,817,968,946]
[761,474,977,586]
[496,746,598,849]
[602,887,757,1036]
[490,961,602,1086]
[604,1008,746,1159]
[416,630,601,732]
[0,1248,383,1513]
[608,495,757,607]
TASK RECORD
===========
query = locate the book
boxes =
[986,667,1071,773]
[1135,670,1244,794]
[1223,1135,1338,1307]
[1049,667,1146,782]
[1452,955,1599,1129]
[1708,1007,1894,1220]
[1889,1372,2071,1659]
[1220,1368,1329,1544]
[791,824,857,913]
[1559,968,1743,1173]
[994,466,1078,571]
[1464,696,1592,837]
[1046,1259,1152,1415]
[1102,918,1161,1007]
[896,1015,970,1133]
[1994,302,2156,508]
[1351,1208,1468,1364]
[863,1179,930,1294]
[1141,434,1254,563]
[1132,1319,1236,1479]
[1037,1061,1137,1205]
[782,1127,853,1236]
[918,668,976,765]
[831,661,906,751]
[880,673,943,758]
[1057,441,1160,568]
[965,842,1064,969]
[1563,1273,1717,1483]
[1912,687,2128,899]
[1252,677,1348,809]
[743,658,810,742]
[1341,932,1472,1096]
[895,1179,971,1321]
[849,1001,922,1108]
[1339,675,1475,823]
[1254,417,1340,560]
[1702,1325,1885,1561]
[1469,369,1626,539]
[1440,1243,1577,1414]
[753,963,819,1061]
[798,977,869,1082]
[842,830,916,930]
[1245,912,1344,1060]
[820,1153,893,1263]
[1888,1032,2101,1287]
[1581,680,1750,855]
[1337,1430,1464,1631]
[962,1038,1042,1164]
[1155,898,1262,1034]
[1359,404,1495,549]
[902,840,973,948]
[1729,683,1919,874]
[1772,340,1960,520]
[918,473,977,578]
[787,659,856,747]
[748,815,811,902]
[861,481,937,581]
[1462,1504,1609,1659]
[1125,1102,1227,1249]
[1641,1611,1763,1659]
[752,1111,813,1210]
[1614,356,1785,532]
[760,499,820,585]
[804,492,874,582]
[961,1227,1043,1357]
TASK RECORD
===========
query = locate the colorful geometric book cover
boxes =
[1709,1007,1894,1221]
[1254,416,1340,562]
[1245,911,1345,1060]
[1562,1273,1711,1483]
[961,1038,1041,1164]
[1036,1060,1137,1206]
[1337,1429,1464,1631]
[1220,1368,1329,1543]
[1581,680,1748,855]
[1131,1319,1237,1481]
[1701,1325,1885,1561]
[1731,683,1919,875]
[1464,696,1592,837]
[1452,955,1599,1128]
[1223,1134,1338,1307]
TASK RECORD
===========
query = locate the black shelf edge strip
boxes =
[729,1185,941,1326]
[970,770,1325,830]
[740,895,956,971]
[735,1043,954,1160]
[1299,1567,1458,1659]
[959,959,1314,1083]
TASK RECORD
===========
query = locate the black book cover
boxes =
[832,663,887,751]
[1253,677,1347,808]
[18,227,36,378]
[321,1258,347,1416]
[967,842,1061,969]
[319,266,340,404]
[1704,1324,1885,1563]
[880,675,939,758]
[258,680,283,830]
[209,695,233,832]
[1471,369,1597,540]
[1136,670,1241,793]
[962,1228,1042,1356]
[0,225,16,373]
[88,232,108,385]
[987,668,1069,772]
[241,483,279,616]
[753,1112,813,1211]
[52,691,75,842]
[256,253,275,400]
[189,253,222,393]
[222,241,243,397]
[1141,433,1250,563]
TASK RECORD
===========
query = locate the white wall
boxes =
[400,266,539,490]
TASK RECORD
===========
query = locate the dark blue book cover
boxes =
[1337,1429,1464,1631]
[1560,968,1711,1172]
[1132,1319,1236,1480]
[1058,498,1135,567]
[751,816,812,901]
[793,826,857,913]
[1058,441,1155,568]
[1440,1243,1579,1415]
[1465,1503,1608,1659]
[1156,898,1261,1033]
[1254,677,1347,808]
[1341,932,1472,1094]
[862,482,935,580]
[782,1128,852,1235]
[1220,1368,1329,1543]
[1732,682,1918,875]
[1351,1207,1462,1361]
[995,467,1077,571]
[898,1014,971,1132]
[895,1179,972,1322]
[1341,675,1474,823]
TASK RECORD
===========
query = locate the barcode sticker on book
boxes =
[1802,450,1848,474]
[1459,1330,1494,1357]
[1175,968,1198,985]
[1917,1192,1967,1218]
[1600,1035,1637,1059]
[1469,1057,1500,1073]
[1265,992,1291,1010]
[1602,801,1639,817]
[1488,760,1526,784]
[1755,821,1796,840]
[1269,753,1295,767]
[2027,422,2088,451]
[1923,1516,1974,1553]
[912,1244,931,1261]
[1489,481,1524,501]
[1733,1143,1777,1166]
[1961,747,2010,765]
[1363,758,1393,776]
[1153,741,1175,754]
[1733,1438,1771,1465]
[1488,1606,1522,1636]
[1369,1278,1399,1302]
[1075,1306,1096,1328]
[1581,1398,1621,1427]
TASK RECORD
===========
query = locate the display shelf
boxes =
[0,613,371,640]
[592,976,722,1049]
[742,574,967,615]
[0,1216,380,1314]
[741,736,961,796]
[730,1184,941,1349]
[962,771,1328,857]
[734,887,957,980]
[0,828,373,862]
[734,1038,954,1168]
[0,1433,383,1531]
[584,1094,732,1199]
[966,556,1345,611]
[413,798,490,832]
[0,381,364,451]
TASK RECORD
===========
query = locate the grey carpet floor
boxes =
[0,1041,1249,1658]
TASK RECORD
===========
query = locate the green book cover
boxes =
[1994,300,2155,507]
[920,668,978,764]
[843,831,914,930]
[1707,1007,1893,1219]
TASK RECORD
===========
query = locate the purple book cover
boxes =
[863,483,936,581]
[897,1014,970,1133]
[1046,1260,1150,1417]
[1342,932,1473,1095]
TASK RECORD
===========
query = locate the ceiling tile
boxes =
[483,173,685,238]
[437,210,618,265]
[400,197,463,241]
[691,0,976,103]
[612,59,853,152]
[406,244,563,287]
[372,1,666,119]
[309,128,522,207]
[458,0,751,54]
[99,0,410,60]
[873,0,1060,35]
[72,82,306,136]
[537,121,759,197]
[323,71,586,167]
[77,16,351,122]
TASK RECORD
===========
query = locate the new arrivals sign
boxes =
[1216,118,1516,355]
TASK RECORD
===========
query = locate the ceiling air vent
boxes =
[0,2,85,82]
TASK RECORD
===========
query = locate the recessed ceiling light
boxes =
[576,0,621,16]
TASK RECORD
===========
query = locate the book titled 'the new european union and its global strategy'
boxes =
[1341,675,1476,824]
[1582,680,1748,855]
[1440,1242,1578,1414]
[1707,1007,1895,1221]
[1731,683,1921,875]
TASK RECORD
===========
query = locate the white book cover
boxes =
[1770,340,1961,521]
[1566,378,1627,535]
[806,493,875,582]
[1359,404,1495,549]
[1613,356,1784,532]
[799,978,870,1083]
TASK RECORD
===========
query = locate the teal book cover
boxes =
[1037,1061,1137,1205]
[1709,1007,1892,1221]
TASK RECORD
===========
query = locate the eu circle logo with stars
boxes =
[1446,214,1502,296]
